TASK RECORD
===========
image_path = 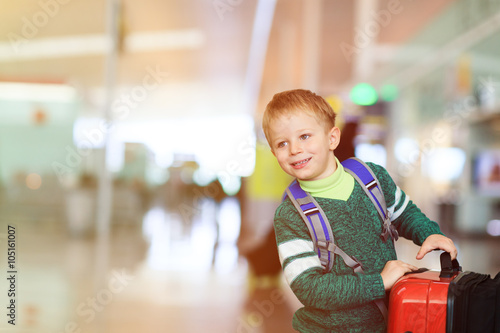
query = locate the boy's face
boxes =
[268,111,340,181]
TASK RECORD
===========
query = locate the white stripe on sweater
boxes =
[278,239,314,265]
[388,186,410,221]
[387,186,401,217]
[392,194,410,221]
[283,256,322,285]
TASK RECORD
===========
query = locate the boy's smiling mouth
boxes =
[291,157,311,168]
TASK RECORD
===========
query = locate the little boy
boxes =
[262,89,457,332]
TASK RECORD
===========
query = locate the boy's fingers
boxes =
[416,247,429,260]
[402,263,418,275]
[417,243,458,260]
[441,239,458,260]
[448,248,458,260]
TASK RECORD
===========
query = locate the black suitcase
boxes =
[447,269,500,332]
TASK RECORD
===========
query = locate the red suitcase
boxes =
[387,253,461,333]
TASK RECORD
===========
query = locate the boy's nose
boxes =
[290,141,302,155]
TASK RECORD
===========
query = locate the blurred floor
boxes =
[0,194,297,333]
[0,193,499,333]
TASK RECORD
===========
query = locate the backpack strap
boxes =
[284,180,364,273]
[285,180,335,272]
[341,157,399,243]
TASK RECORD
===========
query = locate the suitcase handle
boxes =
[439,252,461,278]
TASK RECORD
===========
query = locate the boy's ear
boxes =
[329,126,341,150]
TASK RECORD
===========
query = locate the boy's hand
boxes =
[380,260,418,291]
[416,234,457,260]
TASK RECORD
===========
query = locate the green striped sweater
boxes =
[274,162,443,332]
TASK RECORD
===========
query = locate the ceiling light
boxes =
[350,83,378,106]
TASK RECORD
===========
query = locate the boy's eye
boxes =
[277,141,287,148]
[300,134,310,140]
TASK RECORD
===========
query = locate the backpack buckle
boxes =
[380,218,399,242]
[351,256,364,273]
[316,240,336,252]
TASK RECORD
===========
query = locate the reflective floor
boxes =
[0,189,499,333]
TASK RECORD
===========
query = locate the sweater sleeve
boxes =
[274,202,387,311]
[368,163,444,245]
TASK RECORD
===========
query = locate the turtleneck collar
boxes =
[298,157,354,201]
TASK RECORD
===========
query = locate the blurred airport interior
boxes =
[0,0,500,332]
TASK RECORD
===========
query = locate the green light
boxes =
[381,84,399,102]
[350,83,378,106]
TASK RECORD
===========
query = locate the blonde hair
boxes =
[262,89,337,143]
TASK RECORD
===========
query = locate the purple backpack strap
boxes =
[284,180,363,273]
[341,157,398,243]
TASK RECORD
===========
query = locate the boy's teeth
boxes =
[293,158,309,166]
